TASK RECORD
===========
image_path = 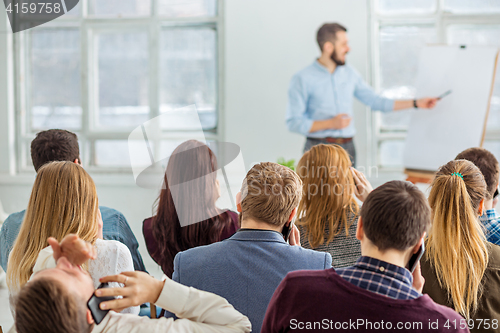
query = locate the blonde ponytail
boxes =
[426,159,488,319]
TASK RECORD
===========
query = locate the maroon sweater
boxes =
[142,210,239,277]
[262,268,469,333]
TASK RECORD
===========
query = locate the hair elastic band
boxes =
[451,172,463,179]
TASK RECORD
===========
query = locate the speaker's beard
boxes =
[331,50,346,66]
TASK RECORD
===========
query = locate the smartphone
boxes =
[406,242,425,273]
[87,283,116,325]
[281,222,293,243]
[494,187,499,199]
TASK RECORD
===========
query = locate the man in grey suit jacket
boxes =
[172,162,332,333]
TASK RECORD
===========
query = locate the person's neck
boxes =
[317,54,337,74]
[484,199,494,211]
[362,245,409,269]
[240,217,282,232]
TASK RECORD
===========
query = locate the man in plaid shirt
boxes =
[456,148,500,245]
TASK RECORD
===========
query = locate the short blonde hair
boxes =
[240,162,302,226]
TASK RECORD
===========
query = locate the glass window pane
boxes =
[448,26,500,131]
[97,32,149,129]
[95,140,146,167]
[377,0,436,14]
[379,140,405,167]
[444,0,500,13]
[378,25,437,129]
[158,0,216,17]
[89,0,151,16]
[160,27,217,130]
[30,28,81,130]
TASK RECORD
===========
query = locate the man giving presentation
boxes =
[286,23,438,166]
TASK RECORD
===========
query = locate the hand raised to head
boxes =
[289,224,301,247]
[48,234,96,266]
[351,167,373,202]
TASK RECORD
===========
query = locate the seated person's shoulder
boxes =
[3,210,26,227]
[95,238,131,257]
[487,242,500,269]
[286,243,331,260]
[277,269,335,295]
[419,295,468,321]
[285,268,331,283]
[178,240,227,259]
[99,206,126,221]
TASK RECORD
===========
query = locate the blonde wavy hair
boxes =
[296,144,359,248]
[7,161,99,292]
[426,159,488,319]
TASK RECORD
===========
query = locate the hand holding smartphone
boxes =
[87,283,116,325]
[406,242,425,273]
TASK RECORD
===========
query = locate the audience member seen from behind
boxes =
[143,140,239,278]
[171,162,332,333]
[296,144,373,267]
[455,148,500,246]
[6,161,138,315]
[0,129,146,272]
[421,160,500,331]
[12,234,251,333]
[262,180,468,333]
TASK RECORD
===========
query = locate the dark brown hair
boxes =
[317,23,347,51]
[151,140,232,277]
[31,129,80,172]
[15,277,92,333]
[456,147,500,199]
[360,180,431,251]
[240,162,302,227]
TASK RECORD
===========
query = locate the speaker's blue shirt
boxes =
[286,60,395,138]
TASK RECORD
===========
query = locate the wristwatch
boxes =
[413,100,418,108]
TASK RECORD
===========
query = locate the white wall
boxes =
[0,0,374,277]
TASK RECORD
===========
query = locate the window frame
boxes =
[369,0,500,171]
[14,0,225,174]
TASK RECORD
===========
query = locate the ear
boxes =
[478,198,485,216]
[356,216,363,241]
[323,41,334,54]
[236,192,242,213]
[86,309,94,325]
[288,207,297,222]
[74,158,81,165]
[411,232,426,254]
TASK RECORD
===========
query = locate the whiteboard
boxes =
[403,46,498,172]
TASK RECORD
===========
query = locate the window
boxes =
[15,0,222,171]
[371,0,500,169]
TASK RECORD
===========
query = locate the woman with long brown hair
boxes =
[296,144,370,267]
[142,140,239,277]
[7,161,137,314]
[421,159,500,329]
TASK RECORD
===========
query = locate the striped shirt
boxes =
[336,256,421,300]
[480,209,500,245]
